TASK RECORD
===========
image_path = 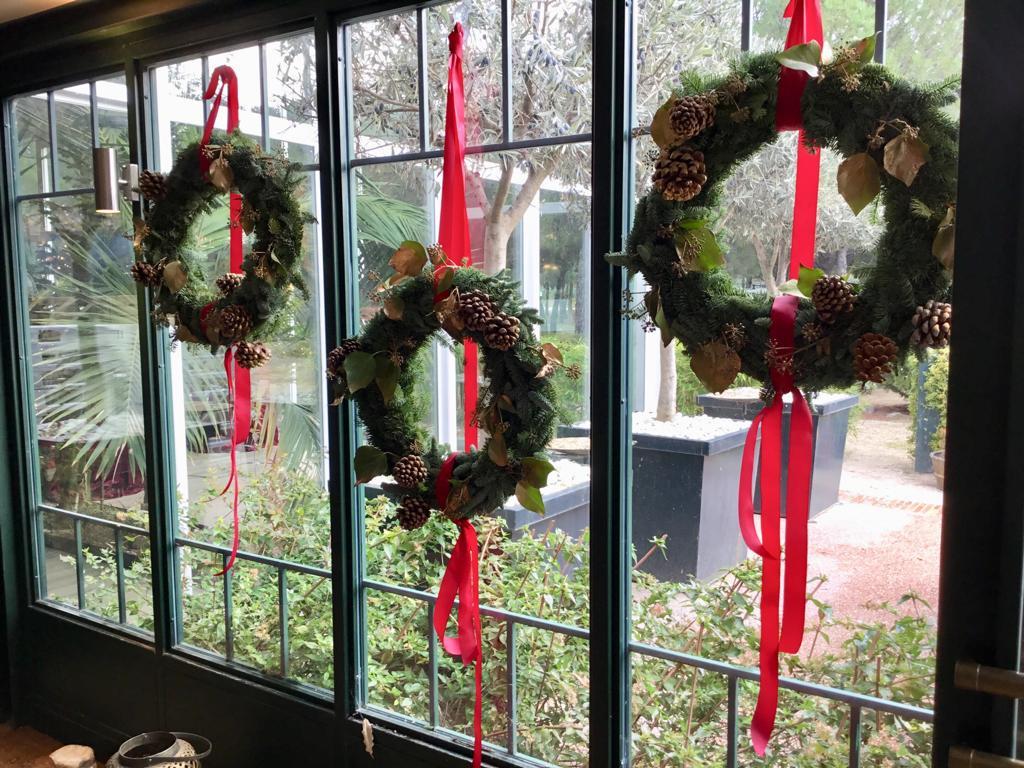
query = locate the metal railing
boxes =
[173,534,331,680]
[37,504,149,630]
[362,578,933,768]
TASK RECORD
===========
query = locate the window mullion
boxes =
[875,0,887,63]
[590,0,633,766]
[741,0,752,53]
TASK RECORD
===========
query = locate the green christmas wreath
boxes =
[328,242,578,531]
[130,130,313,367]
[612,39,956,394]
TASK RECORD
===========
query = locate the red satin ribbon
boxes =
[437,22,479,452]
[200,65,250,576]
[740,0,822,753]
[433,457,483,768]
[434,24,484,767]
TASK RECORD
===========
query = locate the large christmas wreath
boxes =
[612,40,956,393]
[131,130,312,366]
[328,243,578,531]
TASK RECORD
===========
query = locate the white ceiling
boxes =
[0,0,78,24]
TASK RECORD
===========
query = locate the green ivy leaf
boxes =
[375,356,400,404]
[797,266,826,298]
[692,227,725,271]
[654,304,672,347]
[837,153,881,215]
[515,481,545,515]
[435,266,456,294]
[344,351,376,393]
[852,33,878,64]
[776,41,822,77]
[777,279,804,296]
[521,456,556,489]
[353,445,388,485]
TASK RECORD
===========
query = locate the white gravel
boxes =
[574,411,749,440]
[545,458,590,491]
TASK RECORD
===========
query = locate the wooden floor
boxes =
[0,723,63,767]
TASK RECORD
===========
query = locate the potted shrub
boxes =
[923,348,950,489]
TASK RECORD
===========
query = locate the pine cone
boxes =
[910,300,952,348]
[669,96,716,142]
[234,341,271,369]
[853,333,899,383]
[393,455,428,488]
[139,170,168,201]
[812,275,856,323]
[652,146,707,203]
[801,321,825,343]
[327,339,362,378]
[483,313,520,351]
[216,272,245,296]
[218,305,253,341]
[397,496,432,531]
[130,261,162,288]
[458,290,496,332]
[721,322,746,350]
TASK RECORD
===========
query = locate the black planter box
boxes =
[560,421,750,582]
[498,481,590,537]
[697,389,859,519]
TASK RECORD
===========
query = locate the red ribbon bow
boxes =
[199,65,250,576]
[433,24,484,768]
[739,0,822,753]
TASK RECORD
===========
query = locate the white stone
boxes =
[49,745,96,768]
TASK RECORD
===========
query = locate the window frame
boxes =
[0,1,974,767]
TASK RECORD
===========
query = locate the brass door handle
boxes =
[955,660,1024,699]
[950,746,1024,768]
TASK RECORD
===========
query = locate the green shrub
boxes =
[75,472,935,767]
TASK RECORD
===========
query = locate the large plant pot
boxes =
[498,481,590,537]
[560,418,749,582]
[931,450,945,489]
[697,389,859,519]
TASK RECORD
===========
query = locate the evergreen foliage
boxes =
[618,51,958,391]
[140,130,314,350]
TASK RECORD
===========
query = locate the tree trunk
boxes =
[751,233,778,296]
[656,342,678,422]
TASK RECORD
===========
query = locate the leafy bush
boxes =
[73,472,935,767]
[923,348,949,450]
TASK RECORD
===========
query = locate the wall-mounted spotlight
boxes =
[93,147,139,214]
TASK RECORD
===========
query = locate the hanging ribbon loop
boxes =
[197,64,249,577]
[744,0,823,752]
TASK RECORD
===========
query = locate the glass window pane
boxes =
[54,84,93,191]
[426,3,503,148]
[150,40,330,690]
[511,0,592,139]
[13,93,51,197]
[208,45,263,145]
[349,11,421,158]
[349,5,592,762]
[97,75,130,170]
[628,0,953,763]
[266,33,319,164]
[151,58,205,167]
[885,0,965,84]
[754,0,875,52]
[635,0,742,127]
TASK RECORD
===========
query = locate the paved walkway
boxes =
[804,388,943,648]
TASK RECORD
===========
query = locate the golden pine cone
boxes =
[234,341,271,369]
[397,496,432,531]
[216,272,245,296]
[853,333,899,383]
[652,146,707,203]
[218,305,253,341]
[812,275,856,323]
[483,313,521,351]
[393,455,428,488]
[669,96,716,142]
[721,322,746,350]
[138,170,168,201]
[130,261,162,288]
[910,300,951,348]
[457,290,496,332]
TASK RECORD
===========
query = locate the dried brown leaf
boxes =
[162,261,188,294]
[208,157,235,192]
[883,132,929,187]
[837,153,881,214]
[690,340,741,393]
[361,718,374,758]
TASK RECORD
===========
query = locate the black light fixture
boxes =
[93,147,139,213]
